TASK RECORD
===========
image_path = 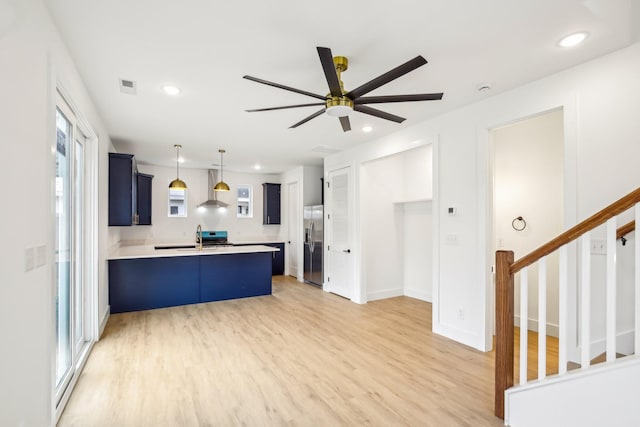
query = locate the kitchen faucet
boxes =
[196,224,203,251]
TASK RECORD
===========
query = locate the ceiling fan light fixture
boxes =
[325,96,354,117]
[243,47,443,132]
[326,105,353,117]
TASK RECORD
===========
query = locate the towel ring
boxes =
[512,216,526,231]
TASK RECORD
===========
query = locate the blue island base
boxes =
[108,251,272,313]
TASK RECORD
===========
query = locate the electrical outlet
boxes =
[591,239,606,255]
[457,307,465,320]
[446,234,459,245]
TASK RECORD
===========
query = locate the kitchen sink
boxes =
[154,245,197,250]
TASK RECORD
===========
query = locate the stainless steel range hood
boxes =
[197,169,229,208]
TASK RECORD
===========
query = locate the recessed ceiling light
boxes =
[558,32,589,48]
[254,164,262,170]
[162,85,181,96]
[362,125,373,133]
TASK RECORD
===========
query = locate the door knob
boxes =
[343,249,351,253]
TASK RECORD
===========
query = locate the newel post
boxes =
[495,250,514,419]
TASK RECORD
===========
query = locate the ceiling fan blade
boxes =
[243,75,326,101]
[354,105,405,123]
[354,93,443,104]
[339,116,351,132]
[317,47,342,97]
[246,102,325,112]
[346,56,428,100]
[289,109,325,128]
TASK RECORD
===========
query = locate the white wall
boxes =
[0,0,115,425]
[493,110,564,336]
[326,41,640,351]
[361,154,405,301]
[303,165,323,206]
[119,164,284,244]
[505,358,640,427]
[404,201,433,302]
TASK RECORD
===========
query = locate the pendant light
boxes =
[169,144,187,189]
[214,149,230,191]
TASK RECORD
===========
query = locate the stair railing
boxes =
[495,187,640,419]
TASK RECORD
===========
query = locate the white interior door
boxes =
[287,182,299,278]
[327,167,353,299]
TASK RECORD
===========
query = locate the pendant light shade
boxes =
[214,149,230,191]
[169,144,187,189]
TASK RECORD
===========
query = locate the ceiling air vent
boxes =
[119,78,137,95]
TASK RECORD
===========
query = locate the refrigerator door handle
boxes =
[309,222,314,253]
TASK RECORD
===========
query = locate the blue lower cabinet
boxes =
[200,252,272,302]
[109,256,200,313]
[268,243,285,275]
[109,252,273,313]
[233,243,284,275]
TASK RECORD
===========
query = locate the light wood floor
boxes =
[514,328,560,383]
[59,276,504,427]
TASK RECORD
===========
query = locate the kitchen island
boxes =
[108,244,278,313]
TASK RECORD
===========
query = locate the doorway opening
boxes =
[491,109,564,339]
[359,144,433,303]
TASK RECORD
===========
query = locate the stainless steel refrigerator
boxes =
[303,205,323,287]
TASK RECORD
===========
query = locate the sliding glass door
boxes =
[55,92,91,405]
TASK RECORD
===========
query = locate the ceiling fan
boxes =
[243,47,444,132]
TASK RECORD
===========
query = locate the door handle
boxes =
[343,249,351,253]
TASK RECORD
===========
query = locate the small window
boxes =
[168,188,187,217]
[237,185,252,218]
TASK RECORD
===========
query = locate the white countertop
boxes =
[108,244,278,261]
[233,239,285,244]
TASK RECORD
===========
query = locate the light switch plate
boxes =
[25,247,35,271]
[36,245,46,267]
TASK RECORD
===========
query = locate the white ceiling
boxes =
[46,0,636,173]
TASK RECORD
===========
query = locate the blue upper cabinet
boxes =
[136,173,153,225]
[262,183,281,224]
[109,153,135,226]
[109,153,153,226]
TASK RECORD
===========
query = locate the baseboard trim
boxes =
[433,321,488,351]
[585,329,635,358]
[99,306,110,339]
[514,315,559,338]
[404,288,432,302]
[367,288,403,302]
